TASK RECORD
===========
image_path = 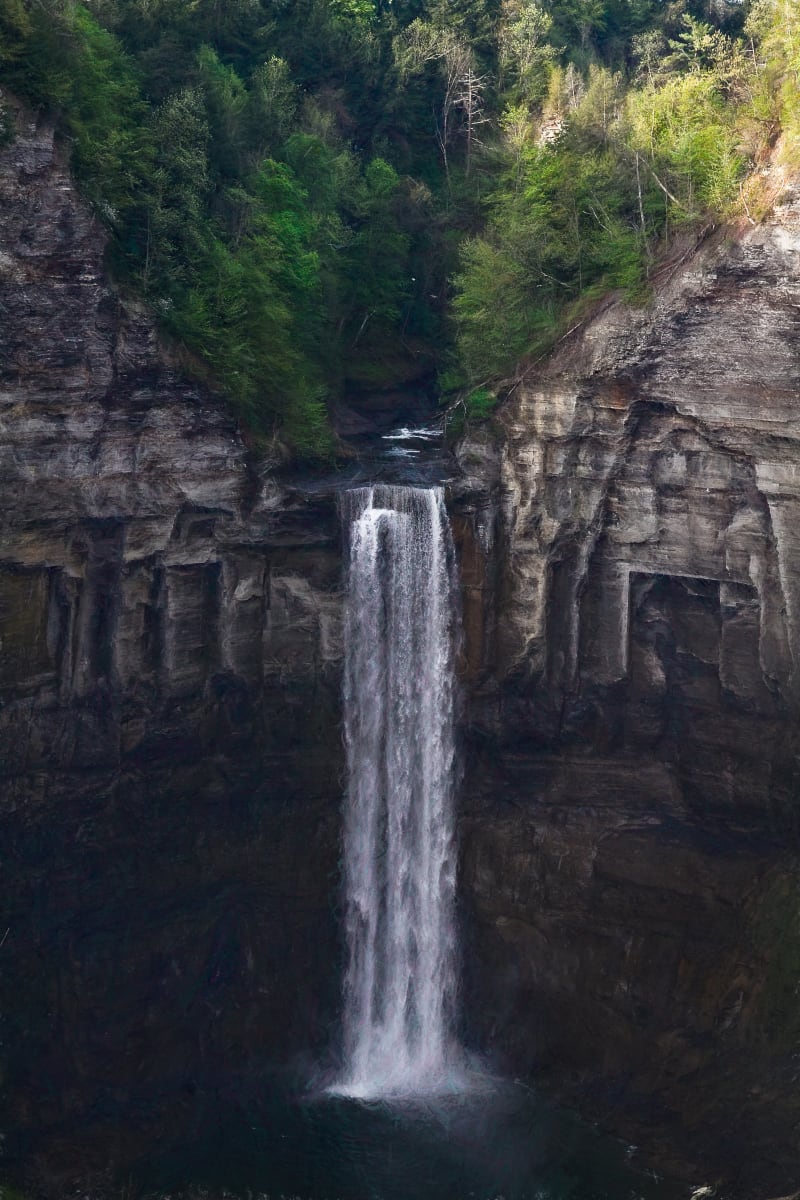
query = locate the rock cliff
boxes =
[2,94,800,1198]
[0,98,345,1188]
[451,164,800,1195]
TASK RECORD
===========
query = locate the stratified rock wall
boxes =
[451,173,800,1193]
[0,102,343,766]
[0,100,345,1185]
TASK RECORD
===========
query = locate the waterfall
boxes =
[335,484,461,1099]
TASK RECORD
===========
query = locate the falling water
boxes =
[335,484,461,1099]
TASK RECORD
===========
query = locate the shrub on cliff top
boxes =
[0,0,791,443]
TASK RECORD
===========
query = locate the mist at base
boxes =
[135,1072,682,1200]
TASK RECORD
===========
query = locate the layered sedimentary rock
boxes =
[0,100,345,1186]
[451,168,800,1194]
[3,91,800,1198]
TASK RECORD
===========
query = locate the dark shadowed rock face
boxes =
[451,170,800,1194]
[0,101,346,1189]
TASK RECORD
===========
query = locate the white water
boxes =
[334,485,462,1100]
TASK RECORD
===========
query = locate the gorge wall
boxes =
[2,97,800,1197]
[451,168,800,1195]
[0,99,345,1188]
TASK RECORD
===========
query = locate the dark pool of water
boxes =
[137,1073,683,1200]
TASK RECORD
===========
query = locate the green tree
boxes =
[0,0,30,64]
[394,18,475,182]
[143,87,211,289]
[498,0,556,102]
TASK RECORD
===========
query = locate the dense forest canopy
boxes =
[0,0,797,454]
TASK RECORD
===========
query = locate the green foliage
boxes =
[282,388,337,460]
[246,56,298,154]
[0,0,436,455]
[330,0,378,24]
[143,87,210,282]
[453,118,649,384]
[451,10,760,387]
[746,0,800,153]
[2,0,794,446]
[453,235,549,380]
[440,382,497,437]
[626,71,744,213]
[7,4,149,216]
[465,385,497,418]
[0,0,30,64]
[346,158,413,328]
[498,1,557,102]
